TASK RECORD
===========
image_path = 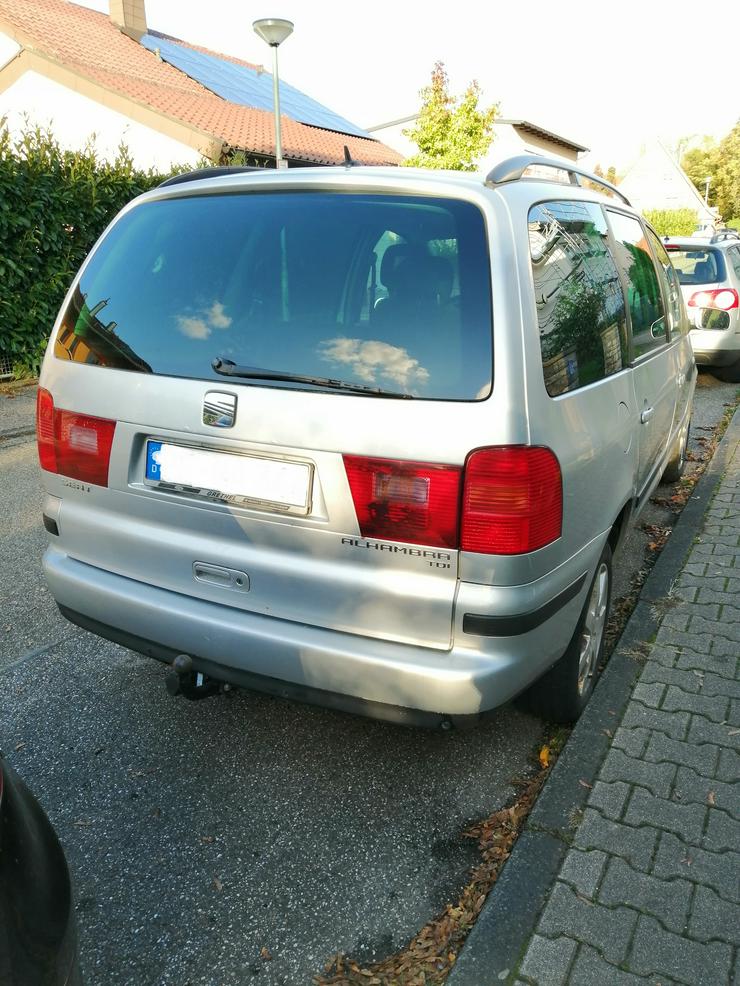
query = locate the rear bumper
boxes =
[43,545,594,721]
[689,328,740,366]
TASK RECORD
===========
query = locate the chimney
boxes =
[109,0,147,41]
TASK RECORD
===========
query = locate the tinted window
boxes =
[663,246,726,285]
[55,192,493,401]
[646,228,684,335]
[607,212,667,359]
[529,201,628,396]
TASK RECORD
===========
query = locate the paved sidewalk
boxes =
[515,430,740,984]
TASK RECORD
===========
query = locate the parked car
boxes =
[36,156,695,726]
[0,754,82,985]
[663,237,740,381]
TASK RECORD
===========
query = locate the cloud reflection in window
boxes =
[176,301,232,340]
[319,337,430,390]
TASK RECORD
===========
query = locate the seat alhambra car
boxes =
[663,236,740,382]
[36,156,695,726]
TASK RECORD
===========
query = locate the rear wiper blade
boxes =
[211,357,413,398]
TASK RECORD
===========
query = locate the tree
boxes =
[403,62,497,171]
[682,122,740,220]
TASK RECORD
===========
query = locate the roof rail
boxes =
[158,165,264,188]
[485,154,631,206]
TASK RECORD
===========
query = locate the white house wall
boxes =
[0,68,201,171]
[0,30,20,72]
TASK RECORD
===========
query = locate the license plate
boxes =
[145,441,312,513]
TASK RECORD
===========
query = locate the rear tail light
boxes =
[36,388,116,487]
[343,455,461,549]
[461,447,562,554]
[343,446,562,555]
[687,288,739,311]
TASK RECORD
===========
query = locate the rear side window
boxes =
[645,228,685,336]
[607,211,667,359]
[54,192,493,401]
[664,246,726,285]
[529,201,628,397]
[728,246,740,278]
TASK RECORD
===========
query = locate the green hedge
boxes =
[643,208,698,237]
[0,123,188,375]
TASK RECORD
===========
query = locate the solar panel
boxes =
[140,34,371,140]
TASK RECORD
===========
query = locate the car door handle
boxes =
[640,407,654,424]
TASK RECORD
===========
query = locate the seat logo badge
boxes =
[203,392,237,428]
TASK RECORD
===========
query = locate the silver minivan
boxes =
[36,156,695,726]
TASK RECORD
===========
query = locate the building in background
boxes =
[367,114,588,169]
[0,0,401,171]
[619,141,717,225]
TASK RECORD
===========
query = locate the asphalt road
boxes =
[0,369,736,986]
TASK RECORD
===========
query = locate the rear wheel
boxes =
[520,544,612,723]
[714,358,740,383]
[663,416,690,483]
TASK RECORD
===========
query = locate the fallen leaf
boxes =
[14,742,25,751]
[259,947,272,961]
[73,818,91,828]
[201,835,214,844]
[213,876,223,892]
[707,791,716,806]
[578,779,593,790]
[539,745,550,768]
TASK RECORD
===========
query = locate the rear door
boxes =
[606,210,678,499]
[45,185,495,651]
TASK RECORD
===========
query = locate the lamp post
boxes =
[252,18,294,169]
[704,175,712,205]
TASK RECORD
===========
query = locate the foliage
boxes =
[0,122,189,372]
[681,121,740,220]
[643,208,698,237]
[726,217,740,230]
[594,164,618,185]
[402,62,497,171]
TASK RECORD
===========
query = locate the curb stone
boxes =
[447,405,740,986]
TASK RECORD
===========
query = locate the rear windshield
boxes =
[664,246,726,285]
[55,191,493,401]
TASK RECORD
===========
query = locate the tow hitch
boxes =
[165,654,223,701]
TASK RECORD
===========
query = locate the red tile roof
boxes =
[0,0,402,166]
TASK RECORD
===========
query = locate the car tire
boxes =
[714,358,740,383]
[662,416,690,483]
[519,543,612,723]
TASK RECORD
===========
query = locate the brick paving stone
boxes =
[644,732,720,779]
[587,780,630,821]
[672,765,737,811]
[639,663,701,693]
[729,697,740,726]
[687,715,740,751]
[703,808,740,852]
[652,832,740,903]
[716,747,740,784]
[568,945,651,986]
[598,856,692,934]
[620,704,690,741]
[701,672,740,699]
[613,726,650,758]
[537,882,637,966]
[628,914,733,985]
[574,810,658,872]
[632,681,666,708]
[688,884,740,944]
[624,787,706,843]
[675,648,737,680]
[661,685,729,723]
[599,749,676,799]
[518,934,577,986]
[558,849,607,900]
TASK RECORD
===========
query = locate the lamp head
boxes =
[252,18,294,47]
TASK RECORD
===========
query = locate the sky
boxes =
[78,0,739,170]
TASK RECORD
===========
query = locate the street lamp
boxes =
[252,18,294,169]
[704,175,712,205]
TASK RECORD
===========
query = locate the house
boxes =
[367,114,588,169]
[618,141,716,224]
[0,0,401,171]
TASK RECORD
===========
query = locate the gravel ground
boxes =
[0,368,736,985]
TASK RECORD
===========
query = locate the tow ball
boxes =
[166,654,222,701]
